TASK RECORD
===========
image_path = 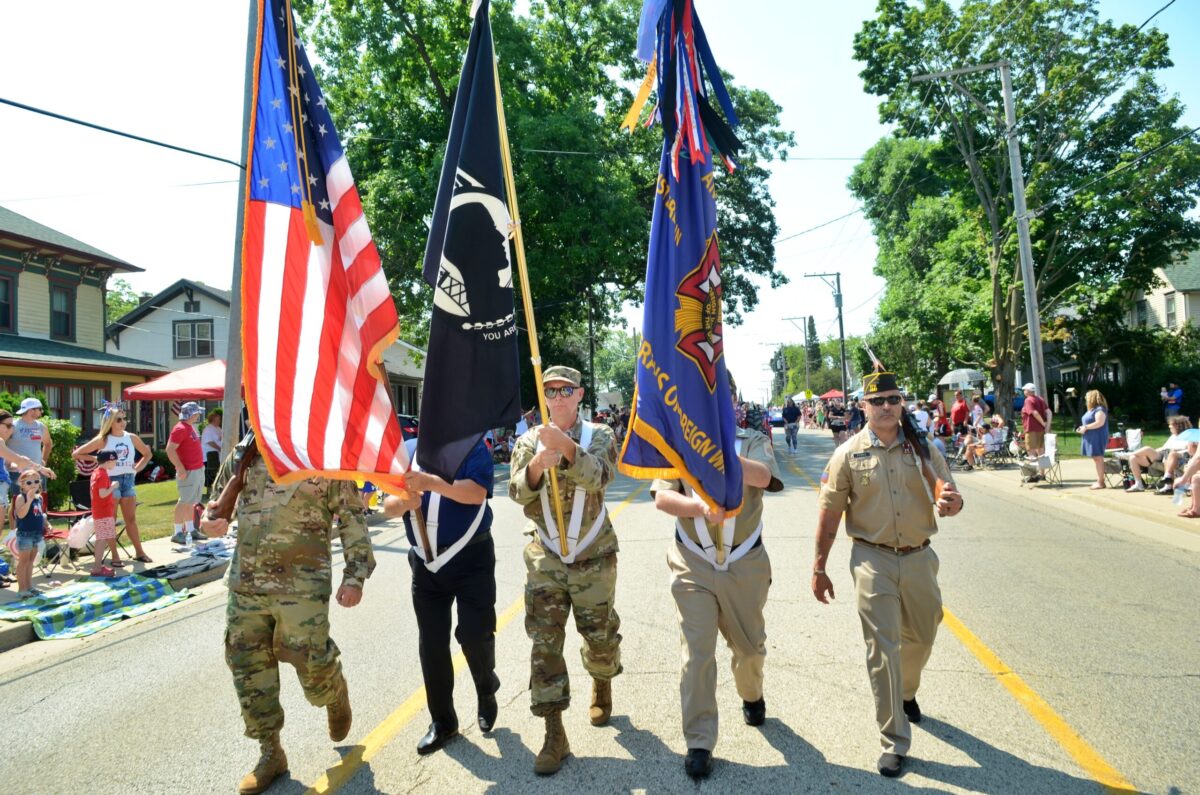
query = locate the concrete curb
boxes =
[0,558,231,653]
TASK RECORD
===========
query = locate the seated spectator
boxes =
[1125,416,1191,492]
[1177,455,1200,518]
[964,416,1005,470]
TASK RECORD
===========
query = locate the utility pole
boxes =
[587,285,596,416]
[783,316,810,392]
[913,61,1047,398]
[804,273,848,399]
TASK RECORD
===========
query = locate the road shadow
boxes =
[915,716,1112,793]
[278,741,380,794]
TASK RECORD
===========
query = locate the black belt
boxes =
[414,529,492,556]
[675,530,763,552]
[853,537,930,556]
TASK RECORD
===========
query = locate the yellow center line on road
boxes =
[774,440,821,489]
[306,480,649,795]
[941,608,1135,793]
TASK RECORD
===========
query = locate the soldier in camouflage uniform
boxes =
[202,433,376,795]
[509,365,620,776]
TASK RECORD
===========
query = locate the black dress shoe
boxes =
[684,748,713,779]
[742,697,766,726]
[903,698,921,723]
[478,693,498,733]
[416,722,458,755]
[878,752,904,777]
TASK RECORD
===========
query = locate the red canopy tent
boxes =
[123,359,227,401]
[819,389,844,399]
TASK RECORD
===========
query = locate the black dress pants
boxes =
[409,535,499,728]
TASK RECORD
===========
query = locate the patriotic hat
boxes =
[179,401,204,420]
[863,369,899,394]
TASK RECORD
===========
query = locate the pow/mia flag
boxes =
[419,0,521,482]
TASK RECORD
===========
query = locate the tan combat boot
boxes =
[589,678,612,726]
[533,711,570,775]
[238,734,288,794]
[328,678,352,742]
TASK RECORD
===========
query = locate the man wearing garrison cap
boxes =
[811,366,963,778]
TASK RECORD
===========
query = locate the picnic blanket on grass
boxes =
[0,575,190,639]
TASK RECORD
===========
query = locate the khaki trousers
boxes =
[850,541,942,755]
[668,540,771,751]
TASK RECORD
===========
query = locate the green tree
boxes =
[301,0,792,403]
[105,278,140,324]
[805,315,821,376]
[852,0,1200,405]
[592,326,640,407]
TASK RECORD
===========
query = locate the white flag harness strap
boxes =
[537,422,607,564]
[674,438,762,572]
[409,453,487,574]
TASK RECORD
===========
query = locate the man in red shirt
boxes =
[949,390,969,434]
[166,401,207,545]
[1020,384,1052,481]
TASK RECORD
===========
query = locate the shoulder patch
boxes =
[820,470,830,484]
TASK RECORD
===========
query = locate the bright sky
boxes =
[1,1,1196,404]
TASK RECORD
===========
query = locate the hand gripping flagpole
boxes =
[491,43,570,558]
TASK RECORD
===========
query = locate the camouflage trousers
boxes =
[524,541,622,717]
[225,590,344,740]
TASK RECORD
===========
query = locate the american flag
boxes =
[241,0,407,490]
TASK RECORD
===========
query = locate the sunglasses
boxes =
[544,386,577,399]
[19,479,39,486]
[865,395,904,407]
[113,417,127,423]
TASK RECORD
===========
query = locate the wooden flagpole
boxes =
[490,30,570,558]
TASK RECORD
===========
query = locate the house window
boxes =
[138,400,154,434]
[44,385,62,419]
[1165,292,1177,328]
[0,275,14,332]
[67,386,85,429]
[50,285,75,340]
[184,300,200,313]
[174,319,214,359]
[393,383,419,415]
[1135,299,1147,327]
[91,388,109,431]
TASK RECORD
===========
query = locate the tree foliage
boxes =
[852,0,1200,408]
[105,278,141,324]
[300,0,792,404]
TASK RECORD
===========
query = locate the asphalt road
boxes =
[0,428,1195,794]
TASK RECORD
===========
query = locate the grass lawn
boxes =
[117,480,190,542]
[1049,421,1168,460]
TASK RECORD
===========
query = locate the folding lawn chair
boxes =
[1021,433,1062,486]
[48,480,132,563]
[37,521,74,578]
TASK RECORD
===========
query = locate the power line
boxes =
[774,208,862,244]
[1033,124,1200,216]
[0,97,244,170]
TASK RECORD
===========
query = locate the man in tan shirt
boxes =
[651,372,783,779]
[811,369,963,778]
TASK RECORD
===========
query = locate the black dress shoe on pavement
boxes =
[684,748,713,779]
[903,698,921,723]
[742,697,766,726]
[878,752,904,777]
[478,693,498,733]
[416,722,458,755]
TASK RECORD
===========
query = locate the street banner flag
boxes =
[618,0,745,515]
[419,0,522,482]
[241,0,408,491]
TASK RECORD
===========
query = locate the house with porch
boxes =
[0,206,164,441]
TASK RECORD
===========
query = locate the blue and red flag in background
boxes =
[618,0,745,515]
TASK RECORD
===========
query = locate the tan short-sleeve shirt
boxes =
[818,428,953,548]
[652,428,783,548]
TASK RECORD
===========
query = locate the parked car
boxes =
[769,408,784,427]
[397,414,419,440]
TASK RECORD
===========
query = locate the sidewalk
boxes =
[0,511,397,653]
[954,453,1200,541]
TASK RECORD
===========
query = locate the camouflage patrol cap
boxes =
[543,365,582,386]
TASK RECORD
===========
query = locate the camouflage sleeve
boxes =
[331,480,375,588]
[563,423,615,492]
[508,430,542,506]
[210,448,238,500]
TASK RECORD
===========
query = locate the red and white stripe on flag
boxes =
[241,160,409,492]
